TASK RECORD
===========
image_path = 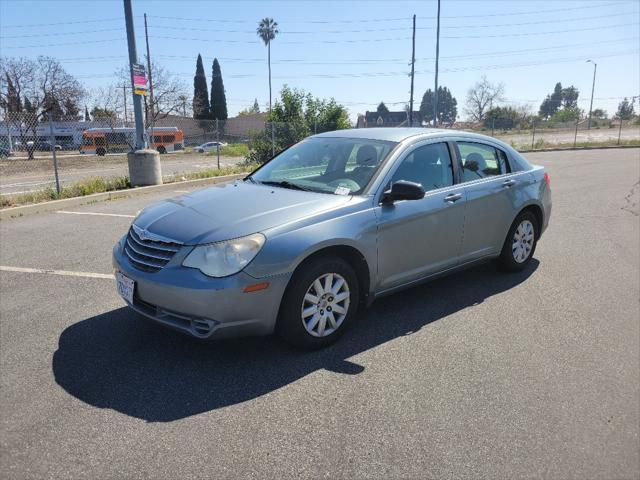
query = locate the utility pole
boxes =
[586,59,597,130]
[408,14,416,126]
[123,0,145,150]
[144,13,155,137]
[433,0,441,127]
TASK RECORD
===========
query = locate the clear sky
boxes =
[1,0,639,121]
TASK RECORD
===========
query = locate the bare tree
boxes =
[0,57,35,117]
[89,85,124,127]
[464,76,505,122]
[116,61,188,126]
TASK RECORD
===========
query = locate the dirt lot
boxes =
[0,151,245,195]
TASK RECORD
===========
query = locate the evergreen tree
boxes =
[561,86,579,109]
[84,105,91,121]
[63,98,80,119]
[419,86,457,126]
[210,58,228,120]
[43,92,64,119]
[192,54,210,119]
[252,98,260,113]
[550,82,563,112]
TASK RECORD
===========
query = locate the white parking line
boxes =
[0,266,114,279]
[173,190,190,193]
[56,210,136,218]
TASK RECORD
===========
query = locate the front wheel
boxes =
[277,255,360,349]
[498,211,538,271]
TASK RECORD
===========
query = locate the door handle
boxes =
[502,179,517,188]
[444,193,462,203]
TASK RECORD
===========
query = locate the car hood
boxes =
[134,181,352,245]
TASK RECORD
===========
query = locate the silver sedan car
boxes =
[113,128,551,349]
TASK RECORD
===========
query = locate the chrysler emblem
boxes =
[132,224,182,245]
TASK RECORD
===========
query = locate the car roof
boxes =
[312,127,502,144]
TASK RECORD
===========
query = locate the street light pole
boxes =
[408,14,416,127]
[586,59,597,130]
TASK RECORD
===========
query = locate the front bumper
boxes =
[112,239,291,339]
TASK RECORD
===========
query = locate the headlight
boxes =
[182,233,265,277]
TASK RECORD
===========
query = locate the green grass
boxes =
[1,176,131,208]
[204,143,249,157]
[165,162,258,182]
[1,163,259,208]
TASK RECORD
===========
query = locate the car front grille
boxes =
[124,226,182,273]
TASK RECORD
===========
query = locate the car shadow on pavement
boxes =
[53,260,538,422]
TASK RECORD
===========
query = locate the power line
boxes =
[147,21,638,45]
[144,11,636,35]
[432,1,627,19]
[1,2,626,30]
[0,17,125,29]
[64,47,639,80]
[143,3,626,25]
[1,38,126,49]
[143,37,638,65]
[0,28,124,39]
[443,22,637,39]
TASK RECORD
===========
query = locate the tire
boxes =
[498,210,538,272]
[96,147,106,157]
[157,146,167,154]
[277,255,360,349]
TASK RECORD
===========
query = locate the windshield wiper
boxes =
[258,180,314,192]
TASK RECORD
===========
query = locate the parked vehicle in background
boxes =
[38,140,62,151]
[113,128,552,349]
[195,141,228,153]
[80,127,184,156]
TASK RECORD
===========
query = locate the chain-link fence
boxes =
[1,110,639,205]
[0,112,362,202]
[464,116,640,151]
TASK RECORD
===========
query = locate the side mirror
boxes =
[381,180,425,204]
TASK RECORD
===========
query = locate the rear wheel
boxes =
[96,147,106,157]
[498,210,538,271]
[157,146,167,154]
[277,255,359,349]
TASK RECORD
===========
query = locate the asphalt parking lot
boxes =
[1,148,638,479]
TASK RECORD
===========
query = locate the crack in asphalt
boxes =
[621,181,639,216]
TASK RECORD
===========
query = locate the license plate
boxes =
[116,272,135,304]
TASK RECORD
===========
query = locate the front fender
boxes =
[243,199,378,293]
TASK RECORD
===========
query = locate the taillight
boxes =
[543,172,551,186]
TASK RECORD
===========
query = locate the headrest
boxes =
[356,145,378,166]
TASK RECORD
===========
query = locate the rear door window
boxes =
[457,142,510,182]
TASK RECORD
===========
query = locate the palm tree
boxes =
[256,18,279,112]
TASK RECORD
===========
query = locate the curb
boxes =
[0,173,247,221]
[518,144,639,153]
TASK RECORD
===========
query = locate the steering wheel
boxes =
[327,178,360,193]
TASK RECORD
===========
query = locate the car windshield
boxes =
[249,137,397,195]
